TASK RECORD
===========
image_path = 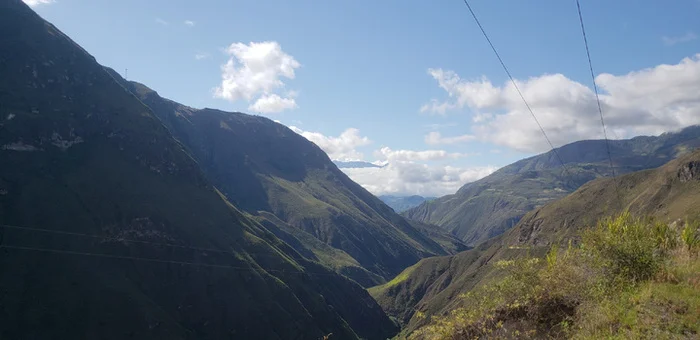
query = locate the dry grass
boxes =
[410,213,700,339]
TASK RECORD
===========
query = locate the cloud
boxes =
[287,125,490,196]
[184,20,195,27]
[289,127,371,161]
[662,32,697,46]
[420,99,457,115]
[424,122,458,130]
[425,131,476,145]
[341,163,497,196]
[249,93,297,113]
[375,147,474,162]
[424,54,700,152]
[195,52,210,60]
[472,112,493,123]
[23,0,53,6]
[155,18,168,26]
[213,41,301,111]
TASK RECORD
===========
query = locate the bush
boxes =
[581,212,669,283]
[411,213,699,340]
[681,220,700,253]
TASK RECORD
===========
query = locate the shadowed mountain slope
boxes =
[109,76,465,284]
[0,1,397,338]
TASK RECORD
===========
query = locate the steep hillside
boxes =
[404,127,700,245]
[379,195,436,213]
[373,148,700,335]
[0,2,397,339]
[412,212,700,339]
[111,77,464,283]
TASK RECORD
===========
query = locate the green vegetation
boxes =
[404,128,700,246]
[373,150,700,336]
[118,75,466,283]
[0,2,399,338]
[368,263,419,296]
[411,213,700,339]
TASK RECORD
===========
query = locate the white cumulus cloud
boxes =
[214,41,300,113]
[184,20,195,27]
[341,163,497,197]
[420,99,457,115]
[195,52,210,60]
[155,18,168,26]
[249,94,298,113]
[287,126,491,196]
[425,131,476,145]
[289,126,371,161]
[424,54,700,153]
[23,0,53,6]
[375,147,472,162]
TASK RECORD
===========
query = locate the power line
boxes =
[0,244,245,270]
[459,0,572,178]
[574,0,623,205]
[0,243,341,277]
[1,223,240,256]
[0,224,340,277]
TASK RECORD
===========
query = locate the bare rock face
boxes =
[678,161,700,182]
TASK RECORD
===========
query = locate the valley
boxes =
[1,0,699,339]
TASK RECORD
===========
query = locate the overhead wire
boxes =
[459,0,573,179]
[1,223,241,255]
[0,224,341,277]
[574,0,624,207]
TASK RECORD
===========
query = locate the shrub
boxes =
[411,213,699,340]
[581,212,669,283]
[681,220,700,253]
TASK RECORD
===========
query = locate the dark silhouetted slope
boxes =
[111,77,465,283]
[0,2,397,339]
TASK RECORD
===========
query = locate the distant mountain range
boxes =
[372,148,700,335]
[334,160,384,168]
[403,126,700,245]
[379,195,436,213]
[3,1,699,338]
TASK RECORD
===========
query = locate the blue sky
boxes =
[27,0,700,196]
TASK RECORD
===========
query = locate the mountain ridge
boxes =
[403,126,700,245]
[379,195,437,213]
[373,148,700,336]
[0,2,397,338]
[106,76,465,284]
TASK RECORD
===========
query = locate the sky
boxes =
[26,0,700,196]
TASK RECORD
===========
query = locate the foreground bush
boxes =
[411,213,700,339]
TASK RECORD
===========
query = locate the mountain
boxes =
[0,2,398,338]
[372,148,700,336]
[403,127,700,246]
[334,160,383,168]
[379,195,436,213]
[103,74,464,285]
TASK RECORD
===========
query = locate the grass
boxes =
[409,212,700,339]
[368,263,419,296]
